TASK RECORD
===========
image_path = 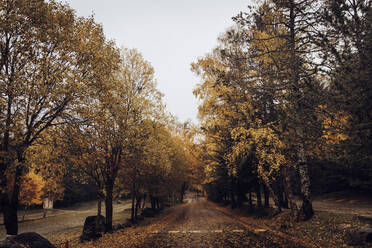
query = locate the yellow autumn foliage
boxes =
[19,170,45,206]
[229,125,286,183]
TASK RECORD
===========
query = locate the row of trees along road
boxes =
[193,0,371,221]
[0,0,198,236]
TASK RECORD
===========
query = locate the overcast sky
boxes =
[61,0,250,123]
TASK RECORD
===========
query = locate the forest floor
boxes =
[1,192,371,247]
[69,194,372,248]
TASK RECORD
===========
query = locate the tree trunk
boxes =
[298,146,313,220]
[263,184,270,208]
[150,195,155,210]
[263,181,282,214]
[3,204,18,236]
[282,191,289,209]
[0,179,8,229]
[97,198,102,216]
[296,126,313,219]
[22,206,27,222]
[282,166,297,211]
[278,180,288,209]
[96,197,102,232]
[236,184,246,207]
[230,191,237,209]
[104,178,114,232]
[1,89,14,236]
[135,195,141,220]
[230,179,237,209]
[142,193,147,209]
[155,198,160,209]
[248,191,253,210]
[256,184,262,208]
[3,162,23,235]
[131,184,136,223]
[180,182,187,203]
[288,0,313,221]
[131,165,137,223]
[2,192,18,236]
[43,209,47,218]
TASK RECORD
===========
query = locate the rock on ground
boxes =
[347,227,372,245]
[80,215,105,242]
[0,232,55,248]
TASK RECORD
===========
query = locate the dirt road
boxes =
[137,198,283,247]
[82,196,307,248]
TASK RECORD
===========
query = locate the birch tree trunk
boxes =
[288,0,313,220]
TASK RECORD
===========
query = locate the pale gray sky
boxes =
[61,0,250,123]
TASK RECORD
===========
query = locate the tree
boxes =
[177,121,205,195]
[59,123,107,223]
[59,47,163,232]
[318,0,372,180]
[28,129,66,197]
[193,0,371,221]
[25,130,66,218]
[231,0,328,220]
[19,170,44,221]
[0,0,119,235]
[192,50,259,208]
[100,47,163,231]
